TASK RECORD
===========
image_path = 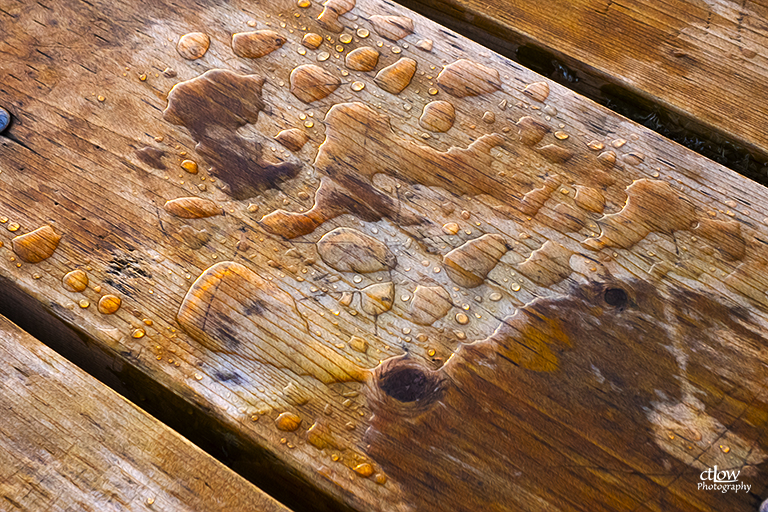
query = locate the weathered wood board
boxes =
[0,314,291,512]
[398,0,768,162]
[1,0,768,510]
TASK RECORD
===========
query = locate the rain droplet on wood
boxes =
[290,64,341,102]
[410,285,452,325]
[12,225,61,263]
[302,32,323,49]
[437,59,501,98]
[62,269,88,292]
[164,197,223,218]
[374,58,417,94]
[232,30,287,59]
[274,128,309,152]
[177,32,210,60]
[370,15,413,41]
[523,81,549,102]
[345,47,379,71]
[419,100,455,132]
[443,234,507,288]
[317,227,397,272]
[361,282,395,315]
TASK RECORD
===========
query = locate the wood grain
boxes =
[1,0,768,510]
[397,0,768,162]
[0,314,291,512]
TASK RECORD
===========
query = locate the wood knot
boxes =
[368,357,442,417]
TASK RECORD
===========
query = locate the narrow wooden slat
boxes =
[398,0,768,163]
[0,314,291,512]
[0,0,767,510]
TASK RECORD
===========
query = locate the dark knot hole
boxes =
[379,366,432,403]
[604,287,628,308]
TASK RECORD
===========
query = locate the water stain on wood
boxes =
[365,279,768,511]
[178,261,369,384]
[584,179,697,250]
[163,69,299,200]
[262,102,505,237]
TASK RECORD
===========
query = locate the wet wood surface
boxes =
[1,0,768,510]
[0,314,291,512]
[400,0,768,160]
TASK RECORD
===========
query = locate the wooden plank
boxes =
[0,0,768,510]
[397,0,768,165]
[0,314,291,512]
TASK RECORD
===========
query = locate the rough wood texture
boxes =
[399,0,768,161]
[1,0,768,510]
[0,315,291,512]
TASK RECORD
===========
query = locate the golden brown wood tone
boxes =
[1,0,768,510]
[0,314,291,512]
[399,0,768,160]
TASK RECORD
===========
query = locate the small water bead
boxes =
[392,47,401,54]
[455,313,469,324]
[351,81,365,91]
[7,222,19,232]
[353,275,363,283]
[428,87,438,95]
[317,51,330,61]
[298,48,307,55]
[357,28,369,38]
[554,131,569,140]
[132,328,146,339]
[339,33,353,43]
[335,45,344,52]
[79,299,90,308]
[511,283,521,291]
[304,120,314,128]
[298,0,311,6]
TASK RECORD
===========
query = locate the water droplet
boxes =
[489,292,502,301]
[304,120,314,128]
[351,81,365,91]
[353,275,363,283]
[180,159,198,174]
[357,28,370,38]
[392,46,401,54]
[511,283,521,291]
[97,95,106,102]
[612,138,626,148]
[554,131,569,140]
[340,33,353,44]
[147,497,155,505]
[177,32,210,60]
[303,32,323,49]
[78,299,90,308]
[132,328,145,338]
[62,269,89,293]
[7,222,19,232]
[455,312,469,324]
[98,294,121,314]
[298,0,311,7]
[275,412,302,431]
[353,463,374,478]
[317,51,330,61]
